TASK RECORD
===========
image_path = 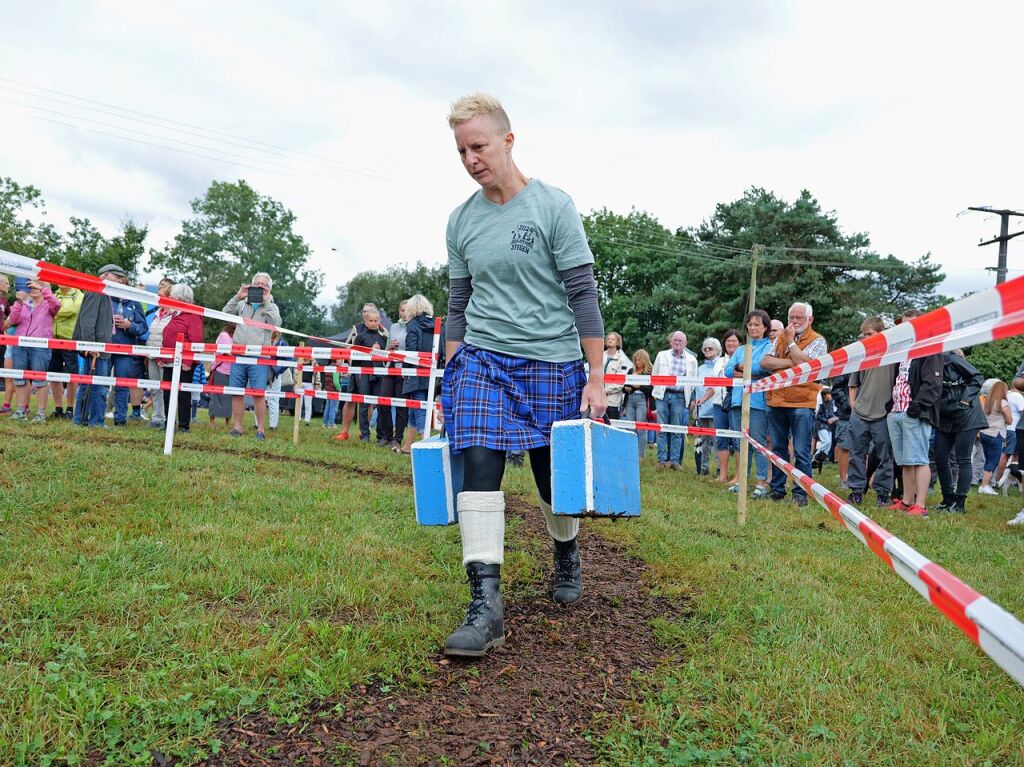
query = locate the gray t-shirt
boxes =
[446,179,594,362]
[850,366,897,421]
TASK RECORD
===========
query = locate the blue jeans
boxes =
[767,406,814,499]
[729,407,770,481]
[621,390,649,460]
[322,398,339,427]
[10,346,51,387]
[979,432,1003,473]
[74,355,112,426]
[713,404,733,452]
[111,354,143,423]
[655,391,688,464]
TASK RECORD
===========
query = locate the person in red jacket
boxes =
[158,284,204,432]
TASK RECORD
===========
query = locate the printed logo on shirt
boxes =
[510,224,537,254]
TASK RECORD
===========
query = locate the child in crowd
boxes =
[351,309,389,442]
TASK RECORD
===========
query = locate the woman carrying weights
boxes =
[441,93,608,657]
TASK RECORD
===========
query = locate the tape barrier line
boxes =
[0,249,433,366]
[752,273,1024,393]
[0,368,437,411]
[0,334,435,366]
[741,430,1024,687]
[603,374,743,387]
[608,419,743,438]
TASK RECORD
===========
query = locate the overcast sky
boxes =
[3,1,1023,310]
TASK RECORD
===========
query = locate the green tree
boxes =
[687,187,945,347]
[967,336,1024,384]
[584,207,696,353]
[101,218,148,279]
[61,217,108,275]
[331,261,448,332]
[0,177,61,263]
[149,180,325,335]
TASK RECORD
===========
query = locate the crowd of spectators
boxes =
[3,267,1024,526]
[0,266,440,451]
[601,301,1024,526]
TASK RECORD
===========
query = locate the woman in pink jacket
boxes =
[9,279,61,423]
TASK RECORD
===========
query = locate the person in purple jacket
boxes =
[8,279,61,422]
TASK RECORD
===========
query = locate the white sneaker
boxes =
[1008,510,1024,526]
[978,485,998,495]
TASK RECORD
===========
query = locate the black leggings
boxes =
[462,446,552,505]
[162,366,192,430]
[934,428,980,496]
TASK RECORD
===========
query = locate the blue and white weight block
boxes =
[411,436,464,525]
[551,419,641,518]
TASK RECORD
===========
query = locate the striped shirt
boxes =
[891,360,911,413]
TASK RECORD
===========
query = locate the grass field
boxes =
[1,414,1022,766]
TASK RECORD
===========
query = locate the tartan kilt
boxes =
[441,345,585,453]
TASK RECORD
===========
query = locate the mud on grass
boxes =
[203,498,692,766]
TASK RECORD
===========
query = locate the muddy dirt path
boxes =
[202,495,690,766]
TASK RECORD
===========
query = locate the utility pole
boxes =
[967,207,1024,284]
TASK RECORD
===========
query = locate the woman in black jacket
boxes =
[935,350,987,513]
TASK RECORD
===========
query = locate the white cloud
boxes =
[1,0,1022,321]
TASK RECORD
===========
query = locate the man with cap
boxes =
[71,264,124,427]
[103,267,148,425]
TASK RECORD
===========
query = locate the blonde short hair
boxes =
[447,93,511,134]
[405,294,434,319]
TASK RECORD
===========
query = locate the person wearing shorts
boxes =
[222,272,281,440]
[885,310,942,515]
[440,93,607,658]
[47,285,84,420]
[8,280,60,423]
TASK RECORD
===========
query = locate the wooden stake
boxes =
[737,245,761,526]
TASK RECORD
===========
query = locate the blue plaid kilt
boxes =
[441,345,585,453]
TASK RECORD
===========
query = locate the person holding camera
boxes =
[222,272,281,441]
[8,279,61,422]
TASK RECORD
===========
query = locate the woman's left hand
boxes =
[580,378,608,418]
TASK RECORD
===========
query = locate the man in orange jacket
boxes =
[759,302,829,506]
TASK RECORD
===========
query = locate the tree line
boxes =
[2,175,969,366]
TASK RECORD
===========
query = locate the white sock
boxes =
[541,498,578,542]
[458,491,505,566]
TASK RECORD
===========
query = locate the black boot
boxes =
[935,493,954,511]
[949,494,967,514]
[553,537,583,604]
[444,563,504,657]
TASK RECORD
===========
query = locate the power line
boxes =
[25,113,302,181]
[583,228,1008,274]
[3,97,384,187]
[0,78,393,181]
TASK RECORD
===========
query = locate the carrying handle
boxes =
[580,407,610,425]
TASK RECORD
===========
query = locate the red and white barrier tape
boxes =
[608,419,743,438]
[0,249,433,366]
[0,334,436,367]
[603,374,742,388]
[741,431,1024,687]
[0,368,437,410]
[752,274,1024,393]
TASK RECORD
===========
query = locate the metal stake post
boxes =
[163,335,184,456]
[423,316,443,438]
[293,343,304,445]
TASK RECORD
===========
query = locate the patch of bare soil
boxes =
[200,498,690,766]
